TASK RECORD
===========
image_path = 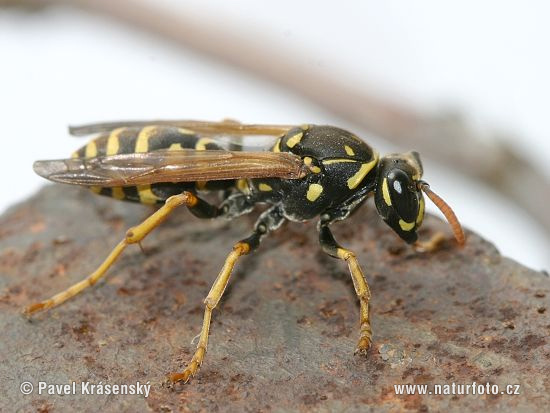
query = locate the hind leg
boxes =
[23,191,226,317]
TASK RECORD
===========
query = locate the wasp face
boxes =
[374,151,425,244]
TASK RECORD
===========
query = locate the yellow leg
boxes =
[414,231,446,253]
[336,247,372,354]
[169,241,250,383]
[23,192,199,317]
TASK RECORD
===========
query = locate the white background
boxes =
[1,1,549,270]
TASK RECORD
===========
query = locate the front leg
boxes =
[318,223,372,355]
[414,232,446,252]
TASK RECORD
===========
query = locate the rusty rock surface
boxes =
[0,185,549,412]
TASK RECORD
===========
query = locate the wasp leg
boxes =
[169,206,284,383]
[23,191,220,317]
[414,232,446,252]
[318,224,372,355]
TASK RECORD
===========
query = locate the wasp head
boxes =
[374,151,425,244]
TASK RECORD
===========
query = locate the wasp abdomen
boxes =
[73,126,232,204]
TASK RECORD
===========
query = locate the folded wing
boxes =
[34,149,308,187]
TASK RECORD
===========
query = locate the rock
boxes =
[0,185,548,411]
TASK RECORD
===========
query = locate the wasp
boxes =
[26,120,465,383]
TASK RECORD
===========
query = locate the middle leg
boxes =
[169,205,285,383]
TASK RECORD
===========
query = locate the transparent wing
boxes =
[69,119,294,138]
[34,149,308,187]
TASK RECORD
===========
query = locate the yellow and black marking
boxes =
[29,120,465,385]
[250,125,381,221]
[236,178,250,195]
[72,125,233,204]
[303,157,321,174]
[374,149,426,243]
[272,137,282,153]
[285,131,303,148]
[306,183,323,202]
[346,157,379,190]
[416,196,425,225]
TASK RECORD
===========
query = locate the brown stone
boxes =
[1,185,549,411]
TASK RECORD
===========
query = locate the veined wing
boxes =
[34,149,308,187]
[69,119,294,138]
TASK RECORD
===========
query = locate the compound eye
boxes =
[387,169,418,222]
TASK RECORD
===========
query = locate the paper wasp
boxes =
[26,119,465,383]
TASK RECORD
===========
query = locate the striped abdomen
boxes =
[73,125,233,204]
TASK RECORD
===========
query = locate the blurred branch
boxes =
[3,0,550,234]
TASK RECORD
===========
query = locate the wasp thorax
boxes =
[374,151,425,244]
